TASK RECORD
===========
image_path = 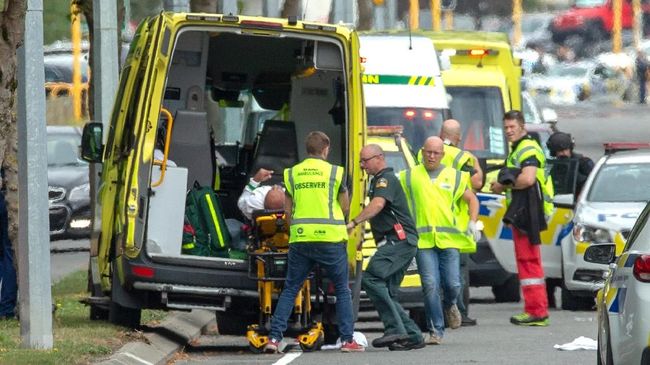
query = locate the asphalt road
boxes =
[173,289,597,365]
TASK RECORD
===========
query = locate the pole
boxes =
[432,0,441,31]
[613,0,622,53]
[512,0,522,48]
[374,4,386,30]
[409,0,418,29]
[633,0,642,49]
[71,2,82,122]
[17,0,53,348]
[387,0,397,29]
[222,0,238,14]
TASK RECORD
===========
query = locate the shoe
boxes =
[371,334,410,348]
[264,338,282,353]
[424,332,442,345]
[388,338,426,351]
[510,313,549,327]
[341,339,365,352]
[445,304,462,329]
[461,315,477,327]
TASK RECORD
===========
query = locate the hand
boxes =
[468,220,482,242]
[346,221,356,233]
[253,168,274,183]
[490,181,505,194]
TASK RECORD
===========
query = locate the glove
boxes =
[468,220,482,242]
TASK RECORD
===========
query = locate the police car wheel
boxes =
[492,275,520,303]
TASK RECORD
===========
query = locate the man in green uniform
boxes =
[347,144,424,351]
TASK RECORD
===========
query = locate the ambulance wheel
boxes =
[108,301,141,329]
[492,275,521,303]
[409,308,428,332]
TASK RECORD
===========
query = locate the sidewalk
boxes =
[95,309,216,365]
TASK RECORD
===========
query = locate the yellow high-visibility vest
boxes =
[506,138,555,217]
[400,164,473,250]
[284,158,348,243]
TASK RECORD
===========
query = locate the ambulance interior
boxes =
[146,28,349,259]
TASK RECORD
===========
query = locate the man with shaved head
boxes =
[347,144,424,351]
[400,136,480,345]
[440,119,484,327]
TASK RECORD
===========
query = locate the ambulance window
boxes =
[446,86,506,159]
[384,151,408,174]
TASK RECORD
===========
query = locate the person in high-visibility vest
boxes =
[264,131,364,353]
[489,110,552,327]
[347,144,425,351]
[400,136,480,345]
[439,119,483,327]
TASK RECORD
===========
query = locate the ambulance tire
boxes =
[216,310,254,335]
[109,301,141,329]
[409,308,428,332]
[560,286,595,311]
[87,265,108,321]
[492,275,521,303]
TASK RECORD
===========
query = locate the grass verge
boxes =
[0,270,167,365]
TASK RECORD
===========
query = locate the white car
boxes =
[585,202,650,365]
[561,150,650,310]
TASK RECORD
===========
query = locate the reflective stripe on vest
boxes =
[520,278,546,287]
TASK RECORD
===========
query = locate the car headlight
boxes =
[69,183,90,202]
[573,223,612,243]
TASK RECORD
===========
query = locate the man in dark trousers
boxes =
[347,144,424,351]
[0,187,17,320]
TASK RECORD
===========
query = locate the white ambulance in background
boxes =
[360,35,450,151]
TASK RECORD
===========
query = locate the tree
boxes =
[0,0,26,258]
[281,0,300,18]
[357,0,373,30]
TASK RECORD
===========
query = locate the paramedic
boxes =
[347,144,424,351]
[264,131,364,353]
[439,119,483,327]
[400,136,480,345]
[490,110,553,327]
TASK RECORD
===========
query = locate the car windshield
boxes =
[366,107,444,151]
[547,65,589,78]
[47,133,85,166]
[446,86,507,159]
[587,162,650,202]
[575,0,607,8]
[384,151,409,174]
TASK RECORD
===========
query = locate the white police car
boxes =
[584,200,650,365]
[561,148,650,310]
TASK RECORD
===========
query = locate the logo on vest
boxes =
[297,228,304,234]
[314,229,327,236]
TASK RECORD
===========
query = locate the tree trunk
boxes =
[357,0,373,30]
[0,0,26,262]
[281,0,301,18]
[190,0,218,12]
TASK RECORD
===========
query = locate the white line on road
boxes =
[272,352,302,365]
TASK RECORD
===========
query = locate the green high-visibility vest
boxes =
[284,158,348,243]
[399,164,472,250]
[506,138,555,217]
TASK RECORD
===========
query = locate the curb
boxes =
[96,309,215,365]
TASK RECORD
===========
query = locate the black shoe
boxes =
[388,339,426,351]
[461,315,477,327]
[372,334,410,348]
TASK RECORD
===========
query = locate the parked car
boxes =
[560,148,650,310]
[47,126,91,239]
[586,201,650,365]
[522,90,559,132]
[527,61,630,105]
[513,13,555,52]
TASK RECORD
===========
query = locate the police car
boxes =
[584,200,650,365]
[560,146,650,310]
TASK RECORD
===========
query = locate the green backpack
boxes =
[182,182,231,257]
